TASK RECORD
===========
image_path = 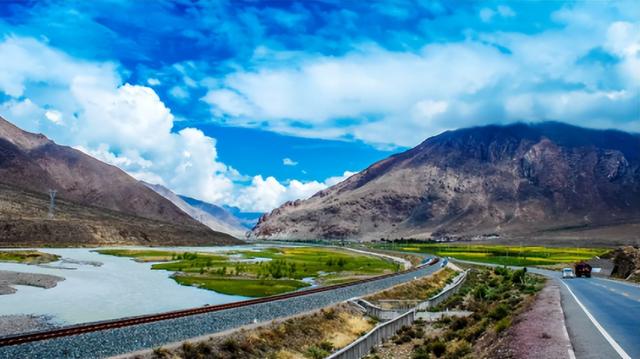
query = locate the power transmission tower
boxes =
[48,189,57,219]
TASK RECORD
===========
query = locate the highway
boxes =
[554,275,640,359]
[451,259,639,359]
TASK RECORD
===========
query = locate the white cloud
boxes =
[201,3,639,147]
[147,78,161,86]
[282,157,298,166]
[232,170,356,212]
[169,85,190,100]
[0,36,354,213]
[44,110,63,125]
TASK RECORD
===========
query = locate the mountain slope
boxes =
[252,122,640,243]
[0,183,240,247]
[144,182,247,238]
[0,115,196,226]
[0,115,243,246]
[181,196,258,230]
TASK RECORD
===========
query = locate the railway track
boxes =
[0,257,439,348]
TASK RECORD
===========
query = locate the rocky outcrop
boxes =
[252,122,640,241]
[608,246,640,282]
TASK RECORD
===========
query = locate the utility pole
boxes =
[48,189,57,219]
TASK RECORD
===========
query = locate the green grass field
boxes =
[0,250,60,264]
[372,243,609,266]
[173,275,310,297]
[96,247,397,297]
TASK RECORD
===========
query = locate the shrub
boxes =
[318,341,334,352]
[489,304,510,321]
[220,338,240,353]
[306,346,330,359]
[431,340,447,357]
[322,309,337,320]
[446,339,472,358]
[494,317,511,333]
[152,347,170,359]
[450,316,469,331]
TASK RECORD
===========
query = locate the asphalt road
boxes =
[553,274,640,359]
[451,259,639,359]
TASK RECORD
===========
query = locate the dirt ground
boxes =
[486,281,573,359]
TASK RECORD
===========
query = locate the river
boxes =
[0,245,283,326]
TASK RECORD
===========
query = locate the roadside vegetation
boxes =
[149,304,373,359]
[96,247,398,297]
[366,266,545,359]
[373,242,608,266]
[0,250,60,264]
[366,268,455,309]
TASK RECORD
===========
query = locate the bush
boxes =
[430,340,447,358]
[450,316,469,331]
[306,346,330,359]
[494,317,511,333]
[446,339,472,358]
[318,341,334,352]
[220,338,240,353]
[489,304,510,321]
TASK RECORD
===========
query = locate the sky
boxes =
[0,0,638,213]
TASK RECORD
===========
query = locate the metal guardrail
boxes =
[416,270,468,310]
[326,309,415,359]
[335,270,469,359]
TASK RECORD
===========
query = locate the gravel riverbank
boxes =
[0,270,65,295]
[0,265,440,359]
[0,315,57,337]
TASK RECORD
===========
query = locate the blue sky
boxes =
[0,0,638,212]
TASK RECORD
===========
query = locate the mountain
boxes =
[181,197,259,230]
[0,116,242,246]
[144,183,247,238]
[252,122,640,244]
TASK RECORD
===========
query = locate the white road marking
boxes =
[561,281,632,359]
[559,287,577,359]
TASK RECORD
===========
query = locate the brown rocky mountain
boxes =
[0,116,242,246]
[252,122,640,244]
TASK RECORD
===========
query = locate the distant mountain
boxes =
[0,115,242,246]
[144,183,247,238]
[181,197,260,229]
[252,122,640,243]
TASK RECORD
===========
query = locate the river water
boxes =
[0,245,283,325]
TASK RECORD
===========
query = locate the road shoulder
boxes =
[486,280,574,359]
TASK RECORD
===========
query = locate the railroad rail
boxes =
[0,257,439,347]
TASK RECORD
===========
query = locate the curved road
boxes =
[452,258,639,359]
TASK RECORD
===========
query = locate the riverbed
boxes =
[0,245,285,326]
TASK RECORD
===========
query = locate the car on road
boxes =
[562,267,575,279]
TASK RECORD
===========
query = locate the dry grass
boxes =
[366,268,455,305]
[147,304,373,359]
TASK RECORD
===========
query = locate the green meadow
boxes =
[372,243,609,267]
[0,250,60,264]
[96,247,398,297]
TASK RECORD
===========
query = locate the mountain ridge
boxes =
[143,182,247,238]
[252,122,640,243]
[0,115,242,246]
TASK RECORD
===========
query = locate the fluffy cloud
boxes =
[0,36,346,212]
[233,171,356,212]
[203,3,639,148]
